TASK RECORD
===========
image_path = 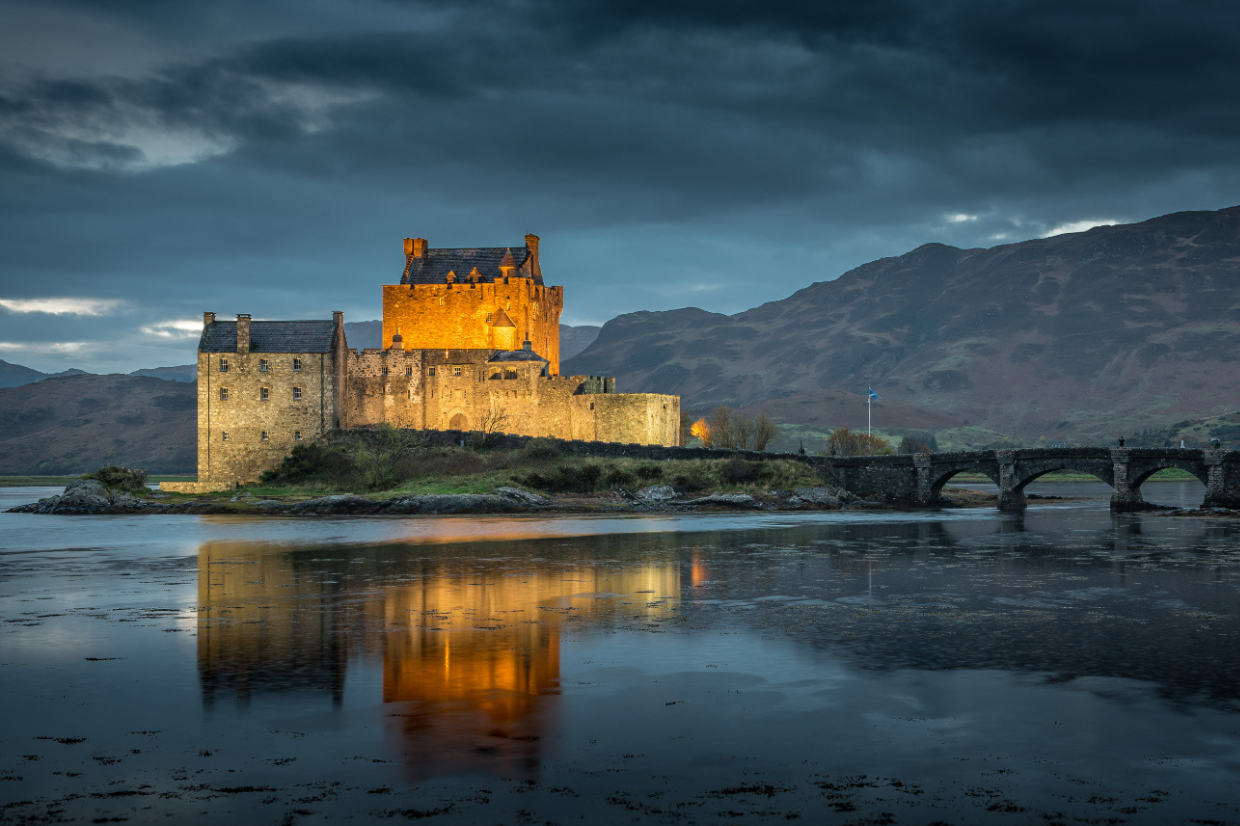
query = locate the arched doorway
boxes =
[448,413,468,431]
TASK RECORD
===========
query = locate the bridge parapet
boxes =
[819,447,1240,512]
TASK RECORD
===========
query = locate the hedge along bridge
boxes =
[338,429,1240,512]
[824,447,1240,511]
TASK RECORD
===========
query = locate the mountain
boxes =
[560,325,601,360]
[0,359,46,389]
[0,360,88,389]
[344,320,382,350]
[565,206,1240,444]
[129,365,196,382]
[0,374,196,474]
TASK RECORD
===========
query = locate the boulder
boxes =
[637,485,678,501]
[793,486,853,506]
[379,494,519,514]
[494,487,551,507]
[678,493,761,509]
[288,494,381,515]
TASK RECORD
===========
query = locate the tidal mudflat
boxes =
[2,481,1240,825]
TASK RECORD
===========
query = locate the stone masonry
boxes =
[166,234,680,490]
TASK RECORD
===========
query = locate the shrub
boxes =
[82,466,148,493]
[825,426,894,457]
[635,464,663,480]
[604,467,635,489]
[260,444,361,487]
[521,463,604,493]
[722,456,757,484]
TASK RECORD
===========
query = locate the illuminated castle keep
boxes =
[181,234,681,489]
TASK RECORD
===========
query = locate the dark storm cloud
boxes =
[1,0,1239,371]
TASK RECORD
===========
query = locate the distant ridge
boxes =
[0,374,195,474]
[566,205,1240,443]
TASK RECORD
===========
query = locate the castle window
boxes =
[293,387,302,401]
[381,366,388,376]
[505,370,517,380]
[486,313,494,323]
[438,297,445,305]
[453,367,462,377]
[219,388,229,401]
[221,431,229,442]
[259,359,269,372]
[292,358,302,372]
[294,431,302,441]
[219,358,229,372]
[261,431,269,442]
[405,367,413,377]
[260,387,269,401]
[428,367,436,377]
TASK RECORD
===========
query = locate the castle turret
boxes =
[491,310,517,351]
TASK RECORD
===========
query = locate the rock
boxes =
[109,492,146,511]
[679,493,761,509]
[379,494,519,514]
[288,494,380,515]
[793,486,852,505]
[494,487,551,506]
[637,485,678,501]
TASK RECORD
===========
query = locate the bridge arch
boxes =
[928,466,1001,501]
[1013,465,1112,493]
[1128,461,1209,489]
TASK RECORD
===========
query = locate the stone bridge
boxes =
[817,448,1240,511]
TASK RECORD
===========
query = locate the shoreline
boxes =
[5,479,1066,516]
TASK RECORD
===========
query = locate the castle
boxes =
[169,234,681,491]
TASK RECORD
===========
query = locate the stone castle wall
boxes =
[197,350,340,483]
[342,347,679,448]
[382,281,563,374]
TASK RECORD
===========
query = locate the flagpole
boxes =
[868,393,871,436]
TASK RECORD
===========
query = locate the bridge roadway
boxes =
[818,447,1240,511]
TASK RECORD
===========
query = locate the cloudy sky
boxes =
[1,0,1238,373]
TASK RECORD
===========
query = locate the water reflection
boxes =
[197,541,679,777]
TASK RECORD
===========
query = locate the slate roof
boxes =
[199,321,338,353]
[402,246,542,286]
[488,349,549,363]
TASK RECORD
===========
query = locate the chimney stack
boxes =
[524,234,540,277]
[203,311,216,326]
[236,314,251,354]
[407,238,427,258]
[522,338,533,352]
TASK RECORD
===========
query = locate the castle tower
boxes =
[385,234,563,373]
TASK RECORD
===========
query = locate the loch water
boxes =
[2,482,1240,825]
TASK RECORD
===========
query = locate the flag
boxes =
[868,387,881,401]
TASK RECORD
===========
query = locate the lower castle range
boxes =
[170,234,681,492]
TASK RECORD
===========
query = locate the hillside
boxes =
[566,205,1240,444]
[560,325,601,360]
[0,374,196,474]
[0,359,87,389]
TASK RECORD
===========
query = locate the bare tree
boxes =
[709,406,735,449]
[479,405,511,434]
[731,412,756,450]
[752,412,780,451]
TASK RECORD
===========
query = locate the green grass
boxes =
[252,430,832,499]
